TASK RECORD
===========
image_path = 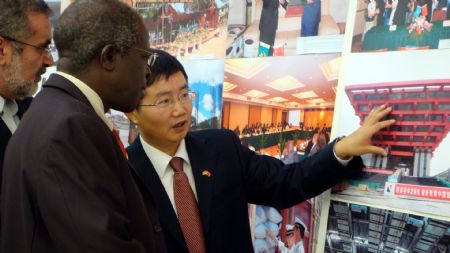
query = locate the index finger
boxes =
[365,105,392,125]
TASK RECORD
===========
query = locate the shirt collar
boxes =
[140,136,190,179]
[0,96,5,115]
[0,96,18,117]
[55,71,113,130]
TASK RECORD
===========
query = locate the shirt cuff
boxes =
[333,138,353,166]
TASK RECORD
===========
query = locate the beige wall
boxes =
[222,101,230,129]
[303,109,334,129]
[225,102,289,129]
[261,107,273,125]
[276,109,282,124]
[229,102,249,130]
[248,105,262,126]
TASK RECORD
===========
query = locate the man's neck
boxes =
[141,134,181,157]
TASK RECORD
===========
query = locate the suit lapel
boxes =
[127,138,187,249]
[185,133,217,234]
[15,97,33,119]
[0,119,12,159]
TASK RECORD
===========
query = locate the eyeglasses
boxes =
[1,35,54,54]
[127,46,158,67]
[139,90,195,110]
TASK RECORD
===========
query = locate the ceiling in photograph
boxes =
[224,54,340,109]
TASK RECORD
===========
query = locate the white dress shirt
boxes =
[56,71,113,130]
[0,96,20,133]
[140,136,198,214]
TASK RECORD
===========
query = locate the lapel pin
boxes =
[202,170,212,177]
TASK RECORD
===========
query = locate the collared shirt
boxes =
[56,71,113,130]
[140,136,198,214]
[0,96,20,133]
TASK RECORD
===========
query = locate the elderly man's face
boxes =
[1,13,53,99]
[105,21,150,112]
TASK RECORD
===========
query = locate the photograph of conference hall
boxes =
[332,49,450,218]
[221,53,340,158]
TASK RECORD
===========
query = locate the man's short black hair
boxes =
[146,49,188,87]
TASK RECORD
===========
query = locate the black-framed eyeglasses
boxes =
[127,46,158,67]
[138,90,196,110]
[0,35,54,54]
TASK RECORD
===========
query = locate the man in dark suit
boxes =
[393,0,409,25]
[0,0,54,189]
[376,0,386,26]
[447,0,450,19]
[1,1,165,252]
[126,50,395,253]
[259,0,284,56]
[301,0,321,36]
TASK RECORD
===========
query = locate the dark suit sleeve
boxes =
[36,113,147,253]
[227,130,364,209]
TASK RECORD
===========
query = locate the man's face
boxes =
[286,233,295,248]
[294,227,302,241]
[1,13,53,99]
[107,21,150,112]
[130,71,192,154]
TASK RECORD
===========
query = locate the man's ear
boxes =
[125,111,139,125]
[99,44,118,71]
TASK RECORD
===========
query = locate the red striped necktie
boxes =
[112,128,127,158]
[170,157,207,253]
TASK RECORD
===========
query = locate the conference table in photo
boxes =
[362,20,450,51]
[240,129,314,161]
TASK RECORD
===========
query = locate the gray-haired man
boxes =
[0,0,54,189]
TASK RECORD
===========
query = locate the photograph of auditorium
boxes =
[221,53,341,252]
[325,200,450,253]
[332,50,450,217]
[351,0,450,53]
[133,0,229,60]
[221,53,340,158]
[226,0,349,58]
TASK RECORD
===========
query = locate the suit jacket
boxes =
[393,0,408,25]
[0,97,32,189]
[127,129,364,253]
[1,74,166,253]
[259,0,280,33]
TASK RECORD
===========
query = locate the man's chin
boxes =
[14,81,39,99]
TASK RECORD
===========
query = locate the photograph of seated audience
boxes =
[351,0,450,52]
[222,54,339,161]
